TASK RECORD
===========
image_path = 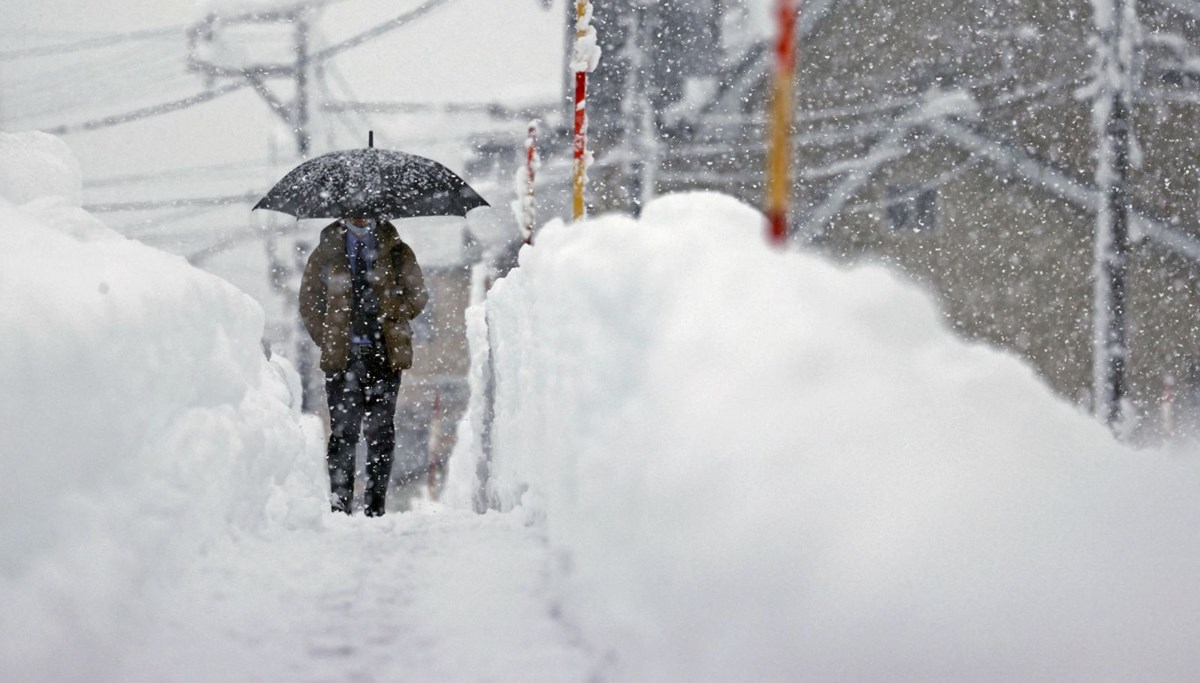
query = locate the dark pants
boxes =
[325,345,401,516]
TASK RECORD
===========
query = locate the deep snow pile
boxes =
[446,193,1200,681]
[0,132,326,680]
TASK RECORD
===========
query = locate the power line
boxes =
[85,158,281,188]
[5,39,178,87]
[0,0,356,61]
[9,66,199,123]
[309,0,457,62]
[0,26,186,60]
[195,0,360,25]
[84,191,262,213]
[321,55,372,132]
[44,80,250,135]
[3,41,201,125]
[6,43,184,102]
[36,0,460,136]
[316,65,370,143]
[324,100,559,120]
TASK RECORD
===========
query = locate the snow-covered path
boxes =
[10,127,1200,680]
[122,506,597,683]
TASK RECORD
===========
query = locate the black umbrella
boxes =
[254,136,489,220]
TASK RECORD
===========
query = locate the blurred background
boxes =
[6,0,1200,457]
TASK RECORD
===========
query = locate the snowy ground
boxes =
[0,132,597,682]
[123,506,596,683]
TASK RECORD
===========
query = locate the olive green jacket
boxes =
[299,220,428,373]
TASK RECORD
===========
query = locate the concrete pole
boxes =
[1093,0,1132,429]
[294,13,311,158]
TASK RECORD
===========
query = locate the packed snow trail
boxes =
[122,505,595,682]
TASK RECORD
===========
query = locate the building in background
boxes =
[470,0,1200,440]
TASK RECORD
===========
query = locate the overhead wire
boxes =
[25,0,462,135]
[17,0,477,257]
[322,56,372,132]
[307,0,457,63]
[0,0,358,61]
[7,47,183,108]
[316,70,366,143]
[5,37,179,88]
[42,80,249,134]
[0,25,188,60]
[5,42,199,123]
[84,191,263,213]
[85,158,283,189]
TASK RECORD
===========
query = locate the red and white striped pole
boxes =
[766,0,799,245]
[573,69,587,221]
[571,0,600,221]
[518,121,540,245]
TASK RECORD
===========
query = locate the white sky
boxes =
[0,0,566,307]
[0,0,565,182]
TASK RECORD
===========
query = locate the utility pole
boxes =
[294,13,311,158]
[184,2,458,412]
[1097,80,1131,428]
[621,3,658,216]
[189,7,320,407]
[187,7,314,159]
[1090,0,1136,429]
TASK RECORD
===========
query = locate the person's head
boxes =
[345,215,374,237]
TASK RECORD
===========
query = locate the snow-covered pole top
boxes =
[570,0,598,221]
[570,0,601,73]
[514,120,541,245]
[1083,0,1141,105]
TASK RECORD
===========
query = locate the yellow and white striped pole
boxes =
[766,0,799,245]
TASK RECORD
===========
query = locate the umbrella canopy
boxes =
[253,148,489,220]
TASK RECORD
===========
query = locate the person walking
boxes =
[299,216,428,516]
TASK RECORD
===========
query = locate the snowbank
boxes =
[0,132,325,680]
[0,131,82,206]
[446,193,1200,681]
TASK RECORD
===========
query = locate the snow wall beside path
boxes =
[0,132,326,680]
[445,192,1200,682]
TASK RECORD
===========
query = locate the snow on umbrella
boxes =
[253,148,489,220]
